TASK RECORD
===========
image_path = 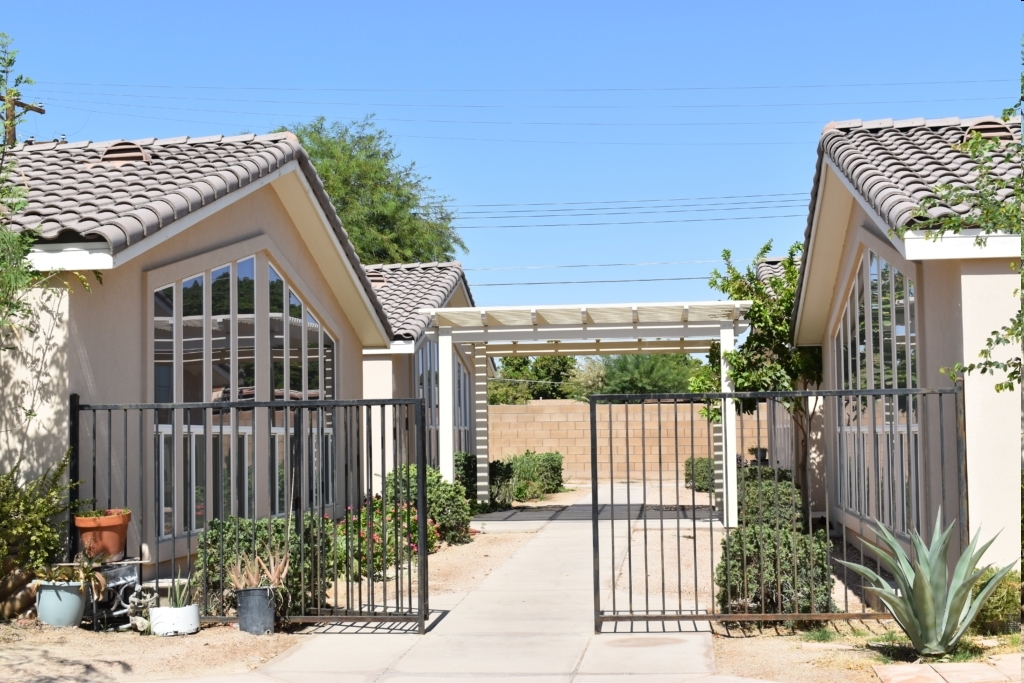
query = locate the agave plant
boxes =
[837,509,1016,656]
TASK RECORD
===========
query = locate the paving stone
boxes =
[576,633,716,675]
[930,662,1010,682]
[873,664,947,683]
[988,654,1023,682]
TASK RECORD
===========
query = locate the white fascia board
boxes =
[793,162,829,341]
[363,339,417,355]
[287,169,391,346]
[901,230,1021,260]
[822,157,905,258]
[112,162,295,268]
[29,242,114,270]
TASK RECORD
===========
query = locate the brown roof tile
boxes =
[362,262,473,340]
[7,132,392,338]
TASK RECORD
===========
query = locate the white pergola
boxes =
[421,300,752,527]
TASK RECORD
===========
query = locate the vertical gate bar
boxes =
[656,400,666,627]
[837,396,848,614]
[689,400,698,617]
[640,401,649,624]
[68,394,80,560]
[608,400,616,621]
[138,410,144,563]
[805,396,815,614]
[318,406,326,618]
[673,400,682,621]
[171,408,177,597]
[822,397,835,614]
[297,407,306,616]
[219,408,226,616]
[890,393,904,536]
[954,379,969,551]
[721,398,732,616]
[416,399,429,634]
[737,406,749,615]
[380,404,387,614]
[154,408,161,606]
[624,401,633,617]
[706,401,714,617]
[938,396,947,529]
[123,410,128,514]
[771,400,782,616]
[92,410,97,513]
[365,404,374,612]
[186,408,193,585]
[107,409,113,511]
[590,397,601,634]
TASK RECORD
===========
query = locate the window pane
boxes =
[269,266,285,399]
[307,312,320,396]
[211,266,231,402]
[881,260,893,389]
[154,286,174,408]
[289,290,303,399]
[324,334,335,401]
[182,275,204,404]
[869,252,881,390]
[237,258,256,400]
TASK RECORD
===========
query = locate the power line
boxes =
[473,276,712,286]
[451,192,806,208]
[464,258,750,271]
[34,78,1014,93]
[30,90,1009,110]
[455,198,806,215]
[455,202,807,220]
[459,214,805,229]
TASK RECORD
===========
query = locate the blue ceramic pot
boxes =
[36,581,87,627]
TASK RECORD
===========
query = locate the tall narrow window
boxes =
[288,290,303,400]
[307,312,321,398]
[211,265,231,402]
[269,266,285,399]
[154,286,174,406]
[237,258,256,400]
[181,274,205,532]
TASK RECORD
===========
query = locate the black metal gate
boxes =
[589,385,965,631]
[69,397,431,632]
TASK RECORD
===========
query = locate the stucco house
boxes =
[360,262,485,486]
[0,133,397,562]
[793,115,1021,567]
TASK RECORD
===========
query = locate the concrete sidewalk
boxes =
[157,490,779,683]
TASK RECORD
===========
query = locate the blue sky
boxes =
[6,2,1020,307]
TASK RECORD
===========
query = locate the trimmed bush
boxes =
[384,465,472,545]
[738,473,804,531]
[454,451,477,500]
[489,459,515,508]
[334,497,440,579]
[0,453,81,569]
[493,451,564,502]
[969,568,1022,635]
[684,456,713,492]
[715,525,836,617]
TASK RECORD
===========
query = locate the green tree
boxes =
[894,61,1022,392]
[280,116,465,264]
[488,356,578,404]
[599,354,702,395]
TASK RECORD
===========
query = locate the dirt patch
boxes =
[0,620,298,682]
[512,486,585,508]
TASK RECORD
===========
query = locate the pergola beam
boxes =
[480,340,714,357]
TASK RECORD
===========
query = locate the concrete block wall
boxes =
[488,399,771,482]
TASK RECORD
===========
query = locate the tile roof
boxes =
[362,262,472,340]
[793,115,1021,336]
[6,132,391,338]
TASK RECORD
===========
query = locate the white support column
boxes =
[438,326,455,482]
[719,322,739,528]
[472,344,490,503]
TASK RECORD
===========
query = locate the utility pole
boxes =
[2,91,44,146]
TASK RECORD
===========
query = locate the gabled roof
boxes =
[363,262,472,340]
[811,115,1020,234]
[7,132,391,338]
[793,115,1021,343]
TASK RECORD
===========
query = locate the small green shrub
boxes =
[0,453,82,569]
[454,451,480,502]
[738,475,804,531]
[494,451,564,502]
[384,465,472,545]
[715,525,836,617]
[334,497,440,579]
[489,459,515,508]
[968,568,1021,635]
[684,456,713,492]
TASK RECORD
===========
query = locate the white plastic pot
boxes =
[150,604,200,636]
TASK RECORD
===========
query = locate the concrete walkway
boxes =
[160,491,779,683]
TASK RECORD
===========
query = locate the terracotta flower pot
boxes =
[75,509,131,561]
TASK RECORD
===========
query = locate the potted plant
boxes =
[35,553,107,627]
[149,568,200,636]
[74,508,131,561]
[229,547,289,635]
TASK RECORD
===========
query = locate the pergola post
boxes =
[472,344,490,503]
[438,326,455,482]
[719,322,739,528]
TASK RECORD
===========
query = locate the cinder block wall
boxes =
[488,399,770,482]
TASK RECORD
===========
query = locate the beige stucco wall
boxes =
[0,182,375,573]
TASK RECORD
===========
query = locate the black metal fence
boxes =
[588,385,965,631]
[69,396,431,631]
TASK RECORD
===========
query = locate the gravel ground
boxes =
[0,620,299,683]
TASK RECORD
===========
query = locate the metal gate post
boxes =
[68,393,81,560]
[954,378,969,552]
[416,398,430,634]
[589,397,601,634]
